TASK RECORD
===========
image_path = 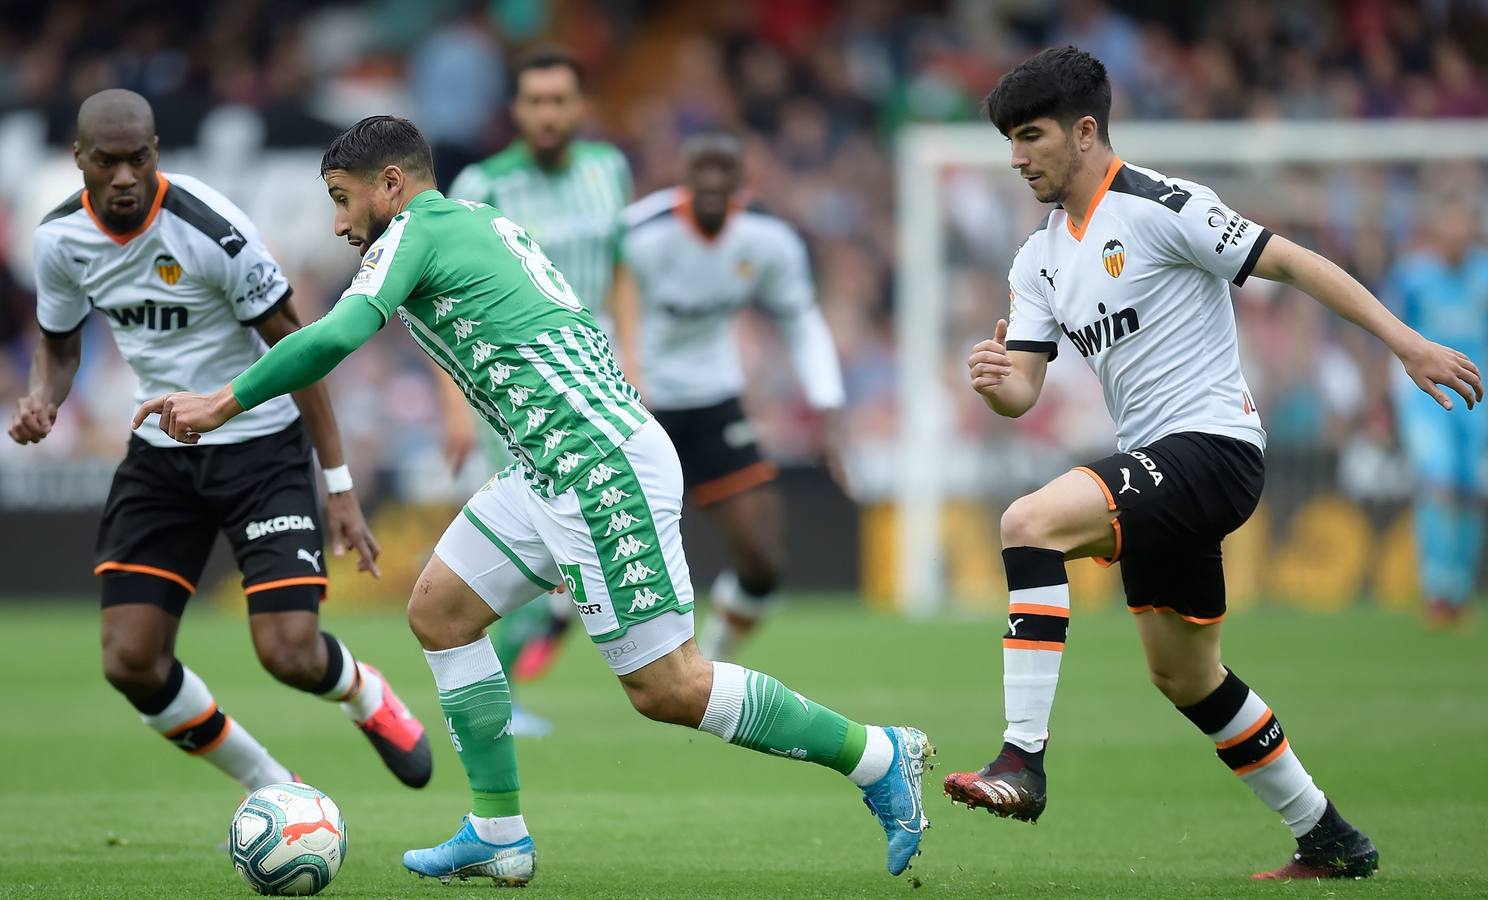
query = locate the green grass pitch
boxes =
[0,601,1484,899]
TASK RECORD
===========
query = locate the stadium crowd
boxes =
[1,0,1486,503]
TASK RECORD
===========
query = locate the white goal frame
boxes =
[895,119,1488,616]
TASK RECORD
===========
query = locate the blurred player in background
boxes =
[1386,197,1488,629]
[617,132,846,661]
[135,116,930,883]
[443,46,634,732]
[941,48,1480,879]
[9,90,430,795]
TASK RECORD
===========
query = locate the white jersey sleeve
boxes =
[1004,231,1061,360]
[167,175,290,324]
[33,220,88,336]
[1149,181,1271,286]
[755,222,845,409]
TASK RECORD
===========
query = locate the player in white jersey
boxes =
[8,90,431,795]
[619,133,845,661]
[939,48,1482,880]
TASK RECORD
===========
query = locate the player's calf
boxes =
[252,606,431,787]
[128,657,296,790]
[1178,668,1377,878]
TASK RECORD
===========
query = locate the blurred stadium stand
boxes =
[1,0,1485,605]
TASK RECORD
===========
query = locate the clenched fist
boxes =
[8,394,58,444]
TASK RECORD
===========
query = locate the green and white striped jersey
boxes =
[341,190,650,496]
[448,140,630,318]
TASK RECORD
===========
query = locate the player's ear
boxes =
[1075,116,1098,152]
[72,142,82,170]
[380,164,402,194]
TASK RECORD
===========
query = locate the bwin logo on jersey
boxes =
[1102,239,1126,278]
[105,299,189,331]
[1062,302,1140,358]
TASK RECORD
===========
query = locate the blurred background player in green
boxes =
[616,133,846,662]
[440,46,635,735]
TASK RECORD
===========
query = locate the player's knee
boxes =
[622,652,711,726]
[1001,496,1054,548]
[406,573,486,651]
[1147,663,1210,707]
[625,680,705,726]
[256,641,323,689]
[102,643,169,698]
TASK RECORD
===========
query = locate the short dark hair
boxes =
[512,45,585,92]
[984,46,1111,143]
[320,115,434,180]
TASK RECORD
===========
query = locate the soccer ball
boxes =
[229,783,347,896]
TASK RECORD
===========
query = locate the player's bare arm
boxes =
[431,363,477,474]
[968,319,1048,417]
[1252,235,1483,410]
[8,330,82,444]
[254,300,381,577]
[608,264,644,394]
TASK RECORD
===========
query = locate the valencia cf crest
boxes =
[736,259,754,280]
[154,254,183,286]
[1102,239,1126,278]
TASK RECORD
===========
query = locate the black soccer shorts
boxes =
[1074,431,1264,623]
[95,421,329,616]
[652,396,777,507]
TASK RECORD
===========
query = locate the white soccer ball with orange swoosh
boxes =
[230,783,346,895]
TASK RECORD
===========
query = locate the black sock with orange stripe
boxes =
[1001,546,1070,754]
[314,632,384,721]
[1179,668,1328,837]
[130,659,294,790]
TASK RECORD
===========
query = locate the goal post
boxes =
[894,119,1488,616]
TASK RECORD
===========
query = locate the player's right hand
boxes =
[968,319,1014,397]
[8,394,57,444]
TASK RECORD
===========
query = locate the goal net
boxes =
[889,120,1488,616]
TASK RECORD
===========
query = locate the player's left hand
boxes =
[325,490,381,578]
[1399,337,1483,411]
[132,387,242,443]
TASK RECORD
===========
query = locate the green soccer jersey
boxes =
[343,190,650,496]
[448,140,631,317]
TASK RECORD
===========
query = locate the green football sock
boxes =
[437,672,520,817]
[699,662,867,776]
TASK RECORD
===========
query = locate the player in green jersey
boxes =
[442,47,635,733]
[134,116,931,885]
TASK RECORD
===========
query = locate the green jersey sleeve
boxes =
[230,296,385,410]
[339,212,429,320]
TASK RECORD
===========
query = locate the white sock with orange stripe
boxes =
[1178,669,1327,837]
[1001,547,1070,753]
[135,660,293,791]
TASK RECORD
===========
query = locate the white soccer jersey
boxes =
[621,188,844,412]
[34,171,299,447]
[1005,159,1269,452]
